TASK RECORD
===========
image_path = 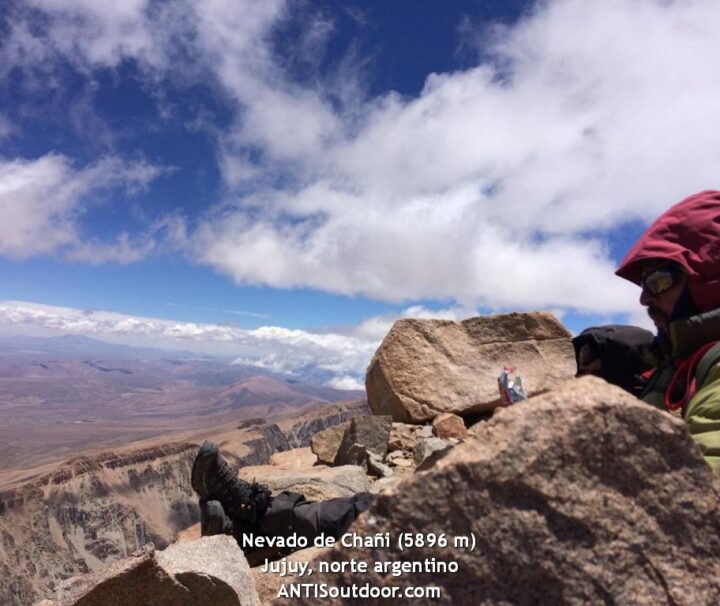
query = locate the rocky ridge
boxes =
[281,399,370,448]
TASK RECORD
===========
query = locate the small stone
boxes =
[388,423,426,452]
[334,416,392,466]
[310,423,349,465]
[413,437,453,469]
[366,452,394,479]
[386,450,415,468]
[432,412,468,440]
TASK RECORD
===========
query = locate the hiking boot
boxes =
[191,440,271,522]
[200,499,233,536]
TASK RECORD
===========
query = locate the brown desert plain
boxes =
[0,333,363,491]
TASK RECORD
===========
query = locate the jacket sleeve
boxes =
[685,362,720,475]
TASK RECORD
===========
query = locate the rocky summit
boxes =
[276,377,720,606]
[365,311,575,422]
[13,312,720,606]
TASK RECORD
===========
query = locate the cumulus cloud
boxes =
[189,0,720,314]
[0,153,170,261]
[4,0,720,314]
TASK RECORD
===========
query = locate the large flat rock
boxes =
[275,377,720,605]
[268,448,317,469]
[238,464,369,501]
[365,312,575,422]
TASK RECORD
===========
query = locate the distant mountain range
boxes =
[0,333,364,485]
[0,333,229,359]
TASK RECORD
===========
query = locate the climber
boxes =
[190,441,374,549]
[576,190,720,474]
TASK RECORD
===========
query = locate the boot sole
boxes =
[191,440,219,497]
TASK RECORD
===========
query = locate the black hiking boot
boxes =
[191,440,272,523]
[199,499,233,536]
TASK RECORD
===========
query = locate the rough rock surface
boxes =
[238,464,370,501]
[334,416,392,466]
[369,467,415,495]
[310,423,349,465]
[235,424,290,466]
[432,412,468,439]
[39,536,260,606]
[365,312,574,422]
[156,537,259,605]
[387,423,430,453]
[366,452,394,479]
[276,377,720,606]
[386,450,415,468]
[268,448,317,469]
[412,436,454,467]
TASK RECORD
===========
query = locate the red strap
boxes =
[665,341,719,415]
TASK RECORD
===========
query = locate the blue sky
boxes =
[1,0,719,388]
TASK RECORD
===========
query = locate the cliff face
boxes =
[236,424,290,467]
[0,443,198,606]
[284,399,370,448]
[1,401,361,605]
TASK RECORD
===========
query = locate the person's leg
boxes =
[191,441,374,549]
[285,492,375,541]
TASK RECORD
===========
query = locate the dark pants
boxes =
[235,491,374,552]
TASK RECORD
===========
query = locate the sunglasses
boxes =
[641,265,684,296]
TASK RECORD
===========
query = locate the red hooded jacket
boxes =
[616,190,720,312]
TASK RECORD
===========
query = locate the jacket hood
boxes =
[616,190,720,312]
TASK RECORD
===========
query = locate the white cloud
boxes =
[189,0,720,315]
[0,300,378,388]
[193,182,638,312]
[351,304,480,342]
[0,154,169,261]
[5,0,162,71]
[4,0,720,315]
[325,376,365,391]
